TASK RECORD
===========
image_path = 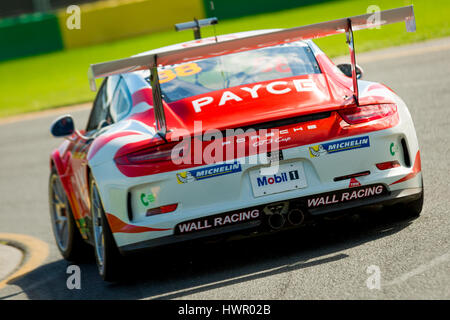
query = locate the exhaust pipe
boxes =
[268,213,285,230]
[287,209,305,226]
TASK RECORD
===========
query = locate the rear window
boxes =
[149,42,321,102]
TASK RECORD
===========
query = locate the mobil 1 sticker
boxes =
[249,162,307,197]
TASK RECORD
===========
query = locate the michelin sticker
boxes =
[309,136,370,158]
[177,162,242,184]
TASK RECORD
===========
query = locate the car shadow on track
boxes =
[1,208,417,300]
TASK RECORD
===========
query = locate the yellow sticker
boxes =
[159,62,202,84]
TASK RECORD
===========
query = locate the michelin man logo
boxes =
[309,145,327,158]
[176,171,196,184]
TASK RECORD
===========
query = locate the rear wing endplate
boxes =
[88,5,415,138]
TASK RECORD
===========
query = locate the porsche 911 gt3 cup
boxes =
[48,6,423,281]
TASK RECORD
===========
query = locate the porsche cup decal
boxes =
[309,136,370,158]
[176,162,242,184]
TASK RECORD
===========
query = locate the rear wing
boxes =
[88,5,415,138]
[175,17,218,40]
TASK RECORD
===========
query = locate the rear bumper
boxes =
[118,185,422,255]
[94,95,421,249]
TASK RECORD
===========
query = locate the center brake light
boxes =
[339,104,397,124]
[115,142,187,165]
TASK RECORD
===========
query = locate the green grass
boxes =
[1,0,449,118]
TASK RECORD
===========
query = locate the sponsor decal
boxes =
[256,171,300,187]
[390,142,400,156]
[191,78,317,112]
[176,162,242,184]
[306,184,387,208]
[309,136,370,158]
[175,209,260,234]
[176,171,196,184]
[349,178,361,188]
[309,144,327,157]
[140,193,155,207]
[250,162,307,197]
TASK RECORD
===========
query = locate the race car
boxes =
[49,6,423,281]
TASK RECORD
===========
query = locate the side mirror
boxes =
[50,115,75,138]
[337,63,364,79]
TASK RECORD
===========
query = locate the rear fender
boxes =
[50,146,91,240]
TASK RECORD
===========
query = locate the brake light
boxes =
[376,161,400,170]
[115,142,186,165]
[333,170,370,182]
[339,104,397,124]
[146,204,178,216]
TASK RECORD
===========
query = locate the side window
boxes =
[85,76,120,132]
[110,78,132,123]
[105,75,120,106]
[86,79,107,132]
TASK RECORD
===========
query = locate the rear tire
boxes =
[49,167,89,261]
[89,174,123,281]
[400,188,424,219]
[388,181,424,221]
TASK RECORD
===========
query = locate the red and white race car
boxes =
[49,6,422,280]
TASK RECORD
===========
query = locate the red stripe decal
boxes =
[88,131,141,161]
[106,213,171,234]
[132,88,153,107]
[390,151,421,185]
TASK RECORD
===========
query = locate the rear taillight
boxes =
[376,160,400,170]
[339,104,397,124]
[115,142,186,165]
[146,204,178,216]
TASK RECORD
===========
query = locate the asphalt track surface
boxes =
[0,37,449,300]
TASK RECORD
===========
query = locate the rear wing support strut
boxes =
[175,17,218,40]
[149,55,167,139]
[346,18,359,105]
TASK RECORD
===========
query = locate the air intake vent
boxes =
[401,138,411,167]
[127,192,133,222]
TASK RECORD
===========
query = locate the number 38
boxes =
[158,63,202,84]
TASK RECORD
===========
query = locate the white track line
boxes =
[384,251,450,287]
